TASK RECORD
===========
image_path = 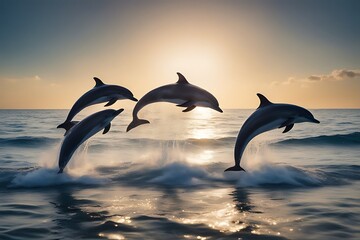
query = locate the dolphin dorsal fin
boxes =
[93,77,105,87]
[176,72,189,84]
[257,93,272,109]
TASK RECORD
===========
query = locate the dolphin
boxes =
[126,72,223,132]
[57,77,137,130]
[58,108,123,173]
[225,93,320,172]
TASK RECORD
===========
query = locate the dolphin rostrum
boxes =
[126,72,223,132]
[57,77,137,130]
[58,108,123,173]
[225,93,320,172]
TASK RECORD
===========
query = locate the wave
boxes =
[91,132,360,150]
[274,132,360,146]
[83,137,237,151]
[0,136,59,147]
[1,162,358,189]
[112,162,211,187]
[121,137,236,148]
[187,137,235,146]
[1,132,355,153]
[224,163,360,188]
[109,161,359,189]
[9,168,107,188]
[129,137,235,145]
[234,165,324,187]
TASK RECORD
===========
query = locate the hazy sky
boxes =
[1,0,359,109]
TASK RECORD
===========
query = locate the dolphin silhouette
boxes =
[225,93,320,172]
[57,77,137,130]
[58,108,123,173]
[126,72,223,132]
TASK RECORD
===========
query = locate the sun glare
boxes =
[188,150,215,165]
[192,107,214,119]
[151,39,224,87]
[190,128,215,139]
[188,108,216,139]
[161,48,220,75]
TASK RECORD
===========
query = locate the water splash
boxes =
[112,140,214,187]
[236,164,322,187]
[10,140,106,187]
[224,142,325,187]
[10,168,106,188]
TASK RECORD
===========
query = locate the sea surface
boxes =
[0,108,359,240]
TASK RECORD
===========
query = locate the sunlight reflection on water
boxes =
[98,233,125,240]
[187,150,215,165]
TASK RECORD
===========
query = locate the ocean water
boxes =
[0,108,359,240]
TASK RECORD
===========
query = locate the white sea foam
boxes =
[236,164,322,187]
[148,162,208,186]
[121,137,322,188]
[10,167,107,187]
[9,141,106,187]
[223,142,324,187]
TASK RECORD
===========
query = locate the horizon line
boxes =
[0,108,359,110]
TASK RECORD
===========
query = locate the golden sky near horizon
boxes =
[0,1,359,109]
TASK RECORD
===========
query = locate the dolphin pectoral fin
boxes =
[104,98,117,107]
[93,77,105,87]
[282,123,294,133]
[224,165,246,172]
[279,118,294,128]
[176,100,194,107]
[103,123,111,134]
[182,105,196,112]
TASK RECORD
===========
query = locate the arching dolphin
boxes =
[126,72,223,132]
[58,108,123,173]
[57,77,137,130]
[225,93,320,172]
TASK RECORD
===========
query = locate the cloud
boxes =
[271,77,295,86]
[307,75,321,81]
[272,69,360,86]
[334,69,360,79]
[306,69,360,82]
[1,75,42,83]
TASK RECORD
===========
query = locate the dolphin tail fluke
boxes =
[57,168,63,174]
[126,118,150,132]
[224,165,246,172]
